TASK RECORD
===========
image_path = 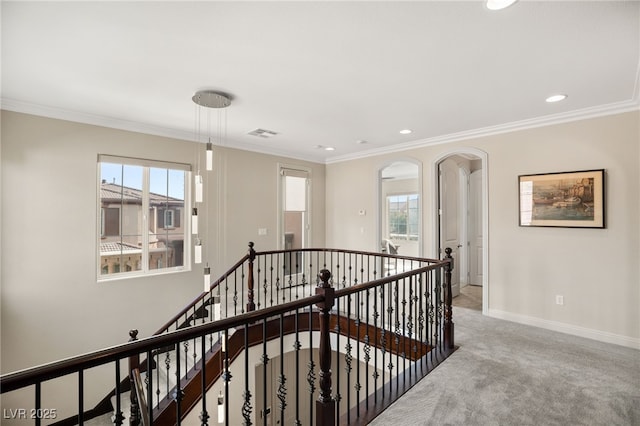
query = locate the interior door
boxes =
[439,159,461,297]
[469,170,483,286]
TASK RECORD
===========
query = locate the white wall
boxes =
[327,111,640,348]
[0,111,325,417]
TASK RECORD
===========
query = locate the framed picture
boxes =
[518,169,605,228]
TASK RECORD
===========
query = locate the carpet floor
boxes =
[370,307,640,426]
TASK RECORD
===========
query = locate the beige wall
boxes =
[0,111,325,416]
[327,111,640,347]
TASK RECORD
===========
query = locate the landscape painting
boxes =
[518,169,605,228]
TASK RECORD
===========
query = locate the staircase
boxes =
[1,244,456,426]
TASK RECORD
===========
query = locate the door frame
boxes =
[277,163,312,250]
[432,148,489,314]
[376,157,423,257]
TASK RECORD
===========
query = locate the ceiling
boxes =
[2,1,639,164]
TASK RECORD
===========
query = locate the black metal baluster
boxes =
[373,276,379,404]
[435,267,442,355]
[175,342,183,425]
[165,348,171,400]
[388,278,395,395]
[183,312,190,377]
[269,254,275,307]
[364,288,371,411]
[345,292,352,425]
[114,362,124,426]
[78,370,84,425]
[286,251,292,302]
[307,308,315,423]
[360,253,364,291]
[261,319,268,426]
[380,280,386,400]
[258,257,264,310]
[147,350,154,425]
[223,330,231,426]
[408,275,416,379]
[395,278,402,391]
[34,382,41,426]
[242,324,252,425]
[294,309,301,426]
[356,288,362,417]
[234,267,239,316]
[200,335,209,426]
[278,313,287,426]
[335,292,341,425]
[402,275,407,387]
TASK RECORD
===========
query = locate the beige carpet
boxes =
[370,307,640,426]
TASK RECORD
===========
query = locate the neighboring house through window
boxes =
[98,155,191,280]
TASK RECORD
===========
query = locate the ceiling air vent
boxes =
[248,128,278,138]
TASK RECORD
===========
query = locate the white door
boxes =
[439,159,461,297]
[469,170,483,286]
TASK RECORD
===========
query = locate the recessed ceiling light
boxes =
[399,129,412,135]
[356,140,368,145]
[545,94,568,103]
[486,0,518,11]
[325,146,335,151]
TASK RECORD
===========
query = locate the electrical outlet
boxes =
[555,295,564,305]
[258,228,267,236]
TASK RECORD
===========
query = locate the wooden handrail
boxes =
[152,252,251,335]
[254,246,442,265]
[0,294,322,393]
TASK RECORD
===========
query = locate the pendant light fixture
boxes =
[206,141,213,171]
[191,208,198,235]
[191,90,231,285]
[204,265,211,292]
[194,239,202,264]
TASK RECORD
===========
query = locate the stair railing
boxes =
[1,244,454,426]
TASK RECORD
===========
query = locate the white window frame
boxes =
[387,193,420,241]
[165,209,175,229]
[97,154,192,282]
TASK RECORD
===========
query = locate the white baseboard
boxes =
[487,309,640,350]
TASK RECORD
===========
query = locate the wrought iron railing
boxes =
[0,244,455,426]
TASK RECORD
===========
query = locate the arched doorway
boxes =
[377,159,423,258]
[433,149,488,313]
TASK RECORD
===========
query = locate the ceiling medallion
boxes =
[192,90,232,109]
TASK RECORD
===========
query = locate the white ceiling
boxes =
[2,1,639,164]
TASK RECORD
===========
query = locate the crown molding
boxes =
[0,98,325,164]
[3,96,638,167]
[1,98,198,142]
[325,98,640,164]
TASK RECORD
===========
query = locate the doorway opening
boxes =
[434,149,488,313]
[377,159,422,259]
[278,165,311,275]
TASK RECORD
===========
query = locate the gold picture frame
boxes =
[518,169,605,228]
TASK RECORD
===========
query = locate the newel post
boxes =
[443,248,455,349]
[315,269,336,426]
[247,241,256,312]
[128,329,140,426]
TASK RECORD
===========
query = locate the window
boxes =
[98,155,191,280]
[387,194,419,241]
